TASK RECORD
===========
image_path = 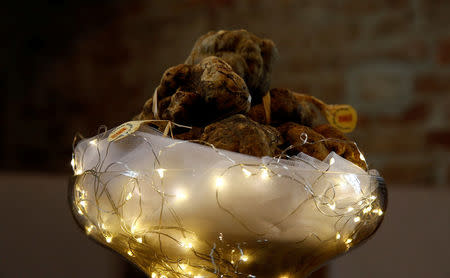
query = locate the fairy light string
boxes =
[69,120,386,278]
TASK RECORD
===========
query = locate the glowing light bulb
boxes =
[378,210,383,216]
[105,235,113,243]
[347,207,354,212]
[261,168,269,180]
[175,189,187,200]
[86,225,94,234]
[131,224,138,234]
[242,168,252,178]
[127,250,134,256]
[79,200,87,208]
[126,192,132,201]
[156,168,165,178]
[180,241,193,249]
[215,176,225,188]
[354,216,361,223]
[240,255,249,262]
[345,238,353,244]
[330,157,335,165]
[336,233,341,240]
[328,203,336,210]
[136,237,143,243]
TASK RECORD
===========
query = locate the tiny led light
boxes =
[378,210,383,216]
[136,237,143,243]
[127,250,134,257]
[215,176,225,188]
[261,168,269,180]
[345,238,353,244]
[86,225,94,234]
[240,255,249,262]
[175,189,187,200]
[105,236,113,243]
[126,192,132,201]
[156,168,165,178]
[354,216,361,223]
[70,158,75,169]
[79,200,87,208]
[336,233,341,240]
[77,208,83,215]
[242,168,252,178]
[180,241,193,249]
[151,273,157,278]
[328,203,336,210]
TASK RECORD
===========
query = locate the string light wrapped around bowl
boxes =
[69,122,387,278]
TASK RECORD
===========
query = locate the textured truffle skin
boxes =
[162,91,202,125]
[196,57,251,118]
[278,122,329,160]
[314,124,367,170]
[185,29,278,101]
[247,88,316,126]
[138,56,251,125]
[200,114,282,157]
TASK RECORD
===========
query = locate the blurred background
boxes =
[1,0,449,277]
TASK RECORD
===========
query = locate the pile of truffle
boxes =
[135,30,366,170]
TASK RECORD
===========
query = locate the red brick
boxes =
[414,73,450,94]
[437,37,450,65]
[339,0,409,15]
[348,39,429,64]
[420,0,450,33]
[375,102,431,124]
[378,159,435,185]
[426,129,450,149]
[353,127,426,155]
[371,10,414,38]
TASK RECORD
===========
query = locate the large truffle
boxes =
[138,56,251,125]
[185,29,278,101]
[314,124,367,170]
[277,122,329,160]
[248,88,316,126]
[200,114,282,157]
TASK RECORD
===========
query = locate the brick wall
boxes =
[2,0,449,277]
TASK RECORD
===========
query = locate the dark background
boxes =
[1,1,449,277]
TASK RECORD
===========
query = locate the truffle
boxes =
[248,88,316,126]
[200,114,282,157]
[314,124,367,170]
[185,29,278,101]
[277,122,329,160]
[139,56,251,125]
